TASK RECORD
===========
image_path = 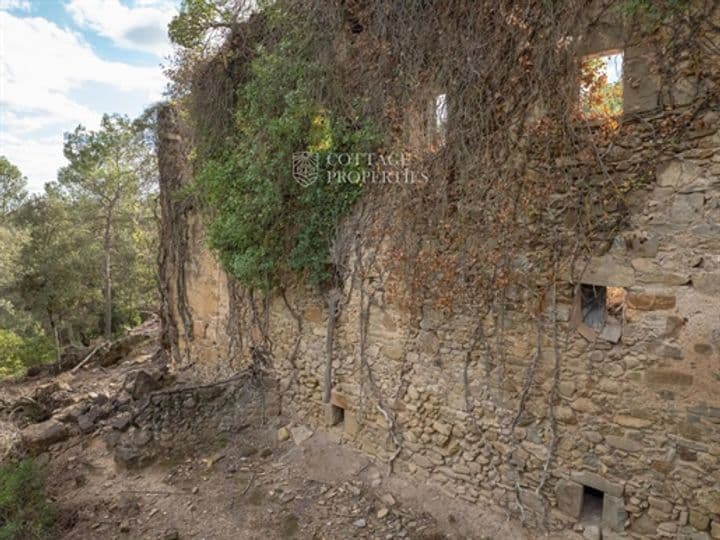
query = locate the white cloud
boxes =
[0,0,30,12]
[67,0,175,56]
[0,132,64,192]
[0,11,168,191]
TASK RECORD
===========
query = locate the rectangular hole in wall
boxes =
[581,283,607,331]
[581,485,604,526]
[579,283,626,343]
[329,404,345,426]
[428,93,448,147]
[579,50,624,119]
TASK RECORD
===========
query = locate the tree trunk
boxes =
[53,323,61,364]
[103,213,113,340]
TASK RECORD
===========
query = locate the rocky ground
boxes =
[0,327,566,539]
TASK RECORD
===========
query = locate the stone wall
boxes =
[158,18,720,540]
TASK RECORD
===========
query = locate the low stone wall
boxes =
[109,369,278,468]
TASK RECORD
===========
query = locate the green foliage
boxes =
[12,188,103,340]
[59,113,158,339]
[0,330,53,380]
[0,156,27,217]
[1,115,158,351]
[0,459,55,539]
[169,0,239,49]
[0,330,24,379]
[197,30,377,289]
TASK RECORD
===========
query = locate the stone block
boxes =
[672,76,698,106]
[571,398,598,414]
[626,292,676,310]
[698,488,720,514]
[605,435,643,453]
[630,513,657,535]
[277,426,290,442]
[559,381,575,397]
[648,507,671,522]
[624,46,660,114]
[712,521,720,539]
[690,510,710,531]
[664,316,686,338]
[556,406,577,424]
[583,525,601,540]
[671,193,705,222]
[419,305,443,330]
[344,410,360,436]
[518,489,545,514]
[577,257,635,287]
[658,522,678,536]
[646,342,683,360]
[602,494,628,533]
[411,453,433,469]
[303,306,324,323]
[694,343,713,355]
[599,319,622,343]
[417,331,440,355]
[330,389,350,410]
[631,259,690,285]
[571,471,624,497]
[613,415,653,429]
[383,342,404,360]
[646,370,693,387]
[289,425,313,445]
[20,419,69,452]
[431,421,452,436]
[688,404,720,419]
[656,160,705,189]
[624,231,659,258]
[556,479,583,518]
[693,272,720,296]
[648,496,673,514]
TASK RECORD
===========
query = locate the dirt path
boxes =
[49,423,536,540]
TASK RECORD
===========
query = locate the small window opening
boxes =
[581,284,607,331]
[328,404,345,426]
[579,50,623,119]
[435,94,448,129]
[580,284,625,342]
[581,486,604,526]
[428,93,448,147]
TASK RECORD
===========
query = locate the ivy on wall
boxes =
[194,29,377,290]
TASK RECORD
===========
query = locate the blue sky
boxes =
[0,0,179,192]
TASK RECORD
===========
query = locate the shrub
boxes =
[0,459,55,539]
[0,330,54,380]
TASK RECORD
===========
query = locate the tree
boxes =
[59,114,157,340]
[0,156,28,216]
[168,0,250,49]
[12,187,101,353]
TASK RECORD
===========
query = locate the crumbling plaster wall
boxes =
[159,22,720,540]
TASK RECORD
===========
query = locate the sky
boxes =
[0,0,179,192]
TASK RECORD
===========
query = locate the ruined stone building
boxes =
[158,4,720,539]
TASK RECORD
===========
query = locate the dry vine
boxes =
[164,0,720,517]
